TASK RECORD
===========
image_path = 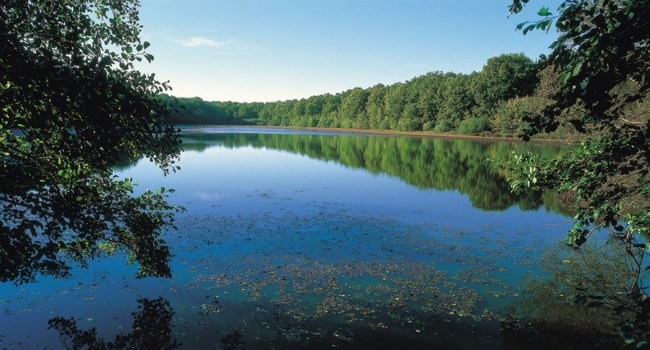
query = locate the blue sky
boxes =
[138,0,561,102]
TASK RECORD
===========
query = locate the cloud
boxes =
[178,36,229,48]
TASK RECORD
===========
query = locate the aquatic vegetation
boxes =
[0,133,569,349]
[159,207,539,348]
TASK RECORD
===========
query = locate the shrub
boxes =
[457,117,488,134]
[433,119,454,133]
[492,96,551,136]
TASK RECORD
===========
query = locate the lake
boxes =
[0,126,572,349]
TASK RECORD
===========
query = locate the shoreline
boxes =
[241,125,572,144]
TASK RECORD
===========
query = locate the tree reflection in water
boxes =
[48,297,180,350]
[501,238,650,349]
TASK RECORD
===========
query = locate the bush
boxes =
[433,119,454,133]
[457,117,488,134]
[422,120,436,131]
[397,117,422,132]
[492,96,551,136]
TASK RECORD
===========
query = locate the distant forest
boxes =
[159,53,581,138]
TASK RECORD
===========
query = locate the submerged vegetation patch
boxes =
[161,206,544,348]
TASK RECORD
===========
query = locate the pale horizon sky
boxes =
[138,0,561,103]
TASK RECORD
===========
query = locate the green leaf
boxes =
[538,19,553,32]
[523,24,536,35]
[537,7,551,17]
[559,71,572,86]
[572,61,583,77]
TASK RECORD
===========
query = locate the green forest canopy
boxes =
[163,51,649,139]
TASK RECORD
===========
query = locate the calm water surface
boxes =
[0,126,571,349]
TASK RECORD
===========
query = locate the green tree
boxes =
[304,95,325,117]
[457,116,488,134]
[339,88,369,128]
[492,95,551,136]
[472,53,538,118]
[365,84,387,129]
[235,102,261,122]
[397,81,422,131]
[268,101,293,126]
[1,0,182,283]
[507,0,650,344]
[165,96,233,124]
[292,98,307,119]
[436,73,476,130]
[318,93,341,127]
[414,72,444,131]
[383,83,408,130]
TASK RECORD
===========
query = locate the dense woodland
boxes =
[161,52,605,138]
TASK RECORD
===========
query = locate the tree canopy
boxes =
[169,54,542,136]
[1,0,182,283]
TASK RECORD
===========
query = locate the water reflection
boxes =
[503,237,650,349]
[3,127,574,349]
[48,297,180,350]
[178,127,565,213]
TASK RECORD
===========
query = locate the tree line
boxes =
[163,52,583,138]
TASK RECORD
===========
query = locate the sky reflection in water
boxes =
[0,129,571,349]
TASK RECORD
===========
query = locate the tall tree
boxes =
[339,88,370,128]
[472,53,538,117]
[319,93,341,127]
[383,83,408,130]
[414,72,444,131]
[436,73,476,130]
[1,0,182,283]
[365,84,387,129]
